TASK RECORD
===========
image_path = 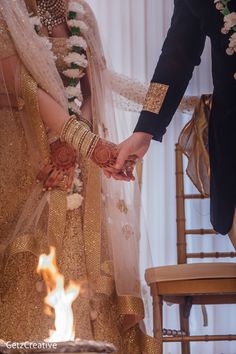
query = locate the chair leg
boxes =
[179,297,192,354]
[152,286,163,354]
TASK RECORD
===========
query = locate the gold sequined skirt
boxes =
[0,108,125,352]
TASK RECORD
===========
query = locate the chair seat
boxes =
[145,262,236,285]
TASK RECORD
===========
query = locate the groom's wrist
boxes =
[133,132,153,142]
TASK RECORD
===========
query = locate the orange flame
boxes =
[37,247,80,342]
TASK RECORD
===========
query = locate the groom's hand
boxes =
[103,132,152,181]
[116,132,152,168]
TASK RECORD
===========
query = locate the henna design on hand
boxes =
[37,140,77,191]
[91,139,118,168]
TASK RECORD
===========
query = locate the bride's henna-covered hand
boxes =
[90,138,118,168]
[36,140,77,191]
[90,138,138,181]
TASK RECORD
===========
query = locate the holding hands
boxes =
[37,131,152,190]
[103,132,152,181]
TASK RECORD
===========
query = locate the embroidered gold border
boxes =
[143,82,169,114]
[117,295,144,319]
[21,67,50,165]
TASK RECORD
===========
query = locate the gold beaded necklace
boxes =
[37,0,66,36]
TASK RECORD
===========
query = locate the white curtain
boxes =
[87,1,236,353]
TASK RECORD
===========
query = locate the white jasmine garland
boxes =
[214,0,236,78]
[74,97,83,107]
[228,32,236,52]
[39,37,53,50]
[68,2,86,18]
[67,36,88,50]
[68,101,82,114]
[65,1,89,115]
[76,21,89,33]
[38,37,57,61]
[29,15,42,29]
[64,52,88,68]
[73,164,83,192]
[67,193,84,210]
[73,178,83,190]
[224,12,236,31]
[68,19,84,29]
[63,68,85,79]
[66,163,84,210]
[215,1,224,10]
[65,85,83,99]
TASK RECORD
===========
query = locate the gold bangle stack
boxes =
[60,116,99,159]
[78,116,93,131]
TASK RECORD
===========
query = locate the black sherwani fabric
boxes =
[134,0,236,235]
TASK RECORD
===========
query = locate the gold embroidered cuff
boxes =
[143,82,169,114]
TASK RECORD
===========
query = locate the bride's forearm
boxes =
[37,86,93,136]
[1,55,119,169]
[37,89,96,157]
[80,71,92,123]
[37,87,69,135]
[38,87,118,166]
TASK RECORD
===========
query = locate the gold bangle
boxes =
[80,132,94,156]
[79,116,93,131]
[87,135,100,158]
[77,130,89,152]
[60,115,77,141]
[60,116,100,158]
[66,122,81,144]
[72,126,86,147]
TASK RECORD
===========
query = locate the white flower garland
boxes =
[64,1,89,116]
[29,14,56,61]
[30,1,88,209]
[214,0,236,78]
[67,36,87,50]
[29,15,42,29]
[63,1,88,209]
[67,164,84,210]
[68,2,85,17]
[64,52,88,68]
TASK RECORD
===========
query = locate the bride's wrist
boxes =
[60,116,118,168]
[60,116,99,158]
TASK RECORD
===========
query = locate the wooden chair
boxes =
[145,143,236,354]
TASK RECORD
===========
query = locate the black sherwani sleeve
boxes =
[134,0,206,141]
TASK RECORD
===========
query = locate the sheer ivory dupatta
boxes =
[77,1,157,348]
[0,0,70,268]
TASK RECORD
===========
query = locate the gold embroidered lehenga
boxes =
[0,1,158,353]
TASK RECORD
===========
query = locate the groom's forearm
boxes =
[134,0,206,141]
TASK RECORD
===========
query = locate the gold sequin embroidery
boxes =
[143,82,169,114]
[0,12,16,59]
